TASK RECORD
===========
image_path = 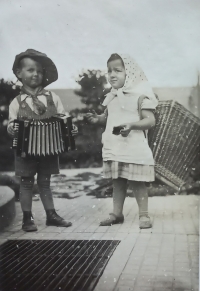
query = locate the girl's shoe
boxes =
[139,215,152,229]
[100,213,124,226]
[22,211,38,232]
[46,209,72,227]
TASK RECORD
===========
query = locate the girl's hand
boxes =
[119,124,132,137]
[85,110,99,124]
[71,124,78,136]
[7,124,18,138]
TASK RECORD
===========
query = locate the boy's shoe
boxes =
[100,213,124,226]
[46,209,72,227]
[139,215,152,229]
[22,211,38,232]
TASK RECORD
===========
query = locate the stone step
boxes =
[0,187,15,231]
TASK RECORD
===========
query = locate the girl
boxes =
[86,53,158,228]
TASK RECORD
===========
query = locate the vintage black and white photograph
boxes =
[0,0,199,290]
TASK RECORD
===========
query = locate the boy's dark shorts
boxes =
[15,153,59,177]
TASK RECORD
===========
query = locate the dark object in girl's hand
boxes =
[112,126,124,135]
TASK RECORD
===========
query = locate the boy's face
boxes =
[107,59,126,89]
[17,58,43,88]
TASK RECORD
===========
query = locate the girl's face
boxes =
[107,59,126,89]
[17,58,43,89]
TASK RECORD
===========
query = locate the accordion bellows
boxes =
[12,116,75,157]
[148,100,200,190]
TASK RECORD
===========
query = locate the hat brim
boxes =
[12,50,58,87]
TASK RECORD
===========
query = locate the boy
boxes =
[7,49,78,232]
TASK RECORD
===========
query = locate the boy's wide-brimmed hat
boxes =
[12,49,58,87]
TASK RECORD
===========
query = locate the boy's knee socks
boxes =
[20,176,34,211]
[37,174,54,210]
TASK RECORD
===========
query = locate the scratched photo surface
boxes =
[0,1,199,291]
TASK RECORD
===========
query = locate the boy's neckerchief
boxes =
[21,86,44,97]
[103,54,158,111]
[20,86,47,115]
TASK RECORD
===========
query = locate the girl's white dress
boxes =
[102,54,158,182]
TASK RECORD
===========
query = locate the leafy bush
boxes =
[0,79,21,171]
[74,69,109,113]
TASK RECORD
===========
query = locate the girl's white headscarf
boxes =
[102,54,158,111]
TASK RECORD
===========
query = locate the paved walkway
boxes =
[0,171,199,291]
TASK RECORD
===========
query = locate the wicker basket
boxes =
[148,100,200,190]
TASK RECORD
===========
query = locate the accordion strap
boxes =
[16,94,23,104]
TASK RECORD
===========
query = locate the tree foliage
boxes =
[0,79,21,170]
[74,69,110,113]
[0,79,20,143]
[61,69,110,168]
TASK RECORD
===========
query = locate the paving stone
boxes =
[133,287,154,291]
[120,274,137,282]
[138,269,157,276]
[143,259,159,265]
[123,266,140,275]
[154,289,173,291]
[154,280,173,288]
[116,280,135,288]
[134,275,155,287]
[116,287,134,291]
[156,270,174,277]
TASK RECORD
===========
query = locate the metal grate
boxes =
[0,239,120,291]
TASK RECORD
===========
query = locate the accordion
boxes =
[12,115,76,158]
[148,100,200,190]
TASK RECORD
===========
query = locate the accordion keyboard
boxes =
[12,116,75,157]
[13,122,19,148]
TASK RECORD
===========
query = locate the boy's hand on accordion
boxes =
[7,124,18,138]
[85,110,99,124]
[71,124,78,136]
